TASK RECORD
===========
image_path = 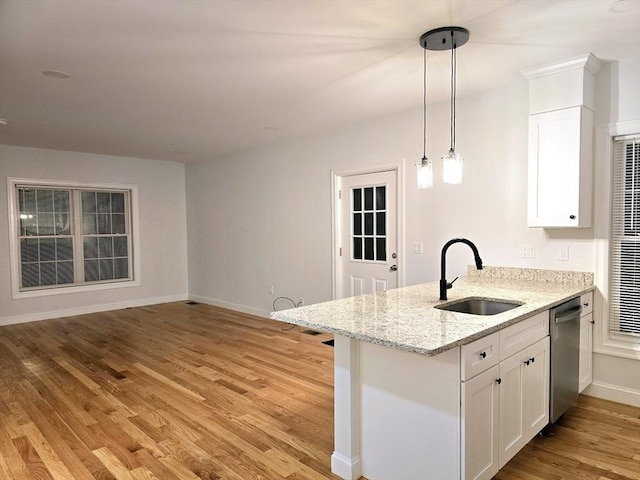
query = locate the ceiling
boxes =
[0,0,639,163]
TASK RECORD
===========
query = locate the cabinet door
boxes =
[523,336,550,436]
[579,312,593,392]
[462,365,500,480]
[499,336,550,469]
[528,106,593,228]
[498,352,526,468]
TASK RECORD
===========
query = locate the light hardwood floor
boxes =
[0,302,638,480]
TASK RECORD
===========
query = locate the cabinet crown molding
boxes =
[522,53,601,80]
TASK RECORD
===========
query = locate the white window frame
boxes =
[7,177,141,299]
[594,121,640,360]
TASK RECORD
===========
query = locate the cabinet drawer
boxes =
[462,332,500,381]
[580,292,593,317]
[500,311,549,361]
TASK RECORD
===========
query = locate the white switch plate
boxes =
[558,245,569,261]
[522,245,535,258]
[412,242,424,254]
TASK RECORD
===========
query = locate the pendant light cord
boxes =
[422,45,427,160]
[450,30,456,152]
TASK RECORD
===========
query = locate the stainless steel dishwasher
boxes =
[549,297,582,423]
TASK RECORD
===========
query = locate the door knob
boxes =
[389,265,397,272]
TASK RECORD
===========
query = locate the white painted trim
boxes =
[6,177,142,300]
[331,452,362,480]
[582,381,640,407]
[188,294,270,319]
[593,120,640,360]
[331,162,405,301]
[0,293,188,326]
[521,53,601,79]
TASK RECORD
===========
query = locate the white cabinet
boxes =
[462,365,500,480]
[462,313,550,480]
[527,105,593,228]
[498,336,550,468]
[579,292,594,392]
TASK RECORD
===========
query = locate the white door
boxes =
[338,170,397,298]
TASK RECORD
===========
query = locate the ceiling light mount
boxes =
[420,26,469,52]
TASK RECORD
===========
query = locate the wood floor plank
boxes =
[1,301,637,480]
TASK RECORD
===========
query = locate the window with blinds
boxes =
[609,135,640,338]
[11,181,135,294]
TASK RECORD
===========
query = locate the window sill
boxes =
[12,279,141,300]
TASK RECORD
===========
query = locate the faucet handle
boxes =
[447,277,459,289]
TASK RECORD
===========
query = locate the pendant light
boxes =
[416,44,433,188]
[418,26,469,187]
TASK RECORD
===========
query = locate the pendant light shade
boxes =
[418,26,469,187]
[442,149,463,184]
[417,156,433,188]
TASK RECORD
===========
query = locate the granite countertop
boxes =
[270,266,594,357]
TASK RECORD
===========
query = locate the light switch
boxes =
[412,242,424,254]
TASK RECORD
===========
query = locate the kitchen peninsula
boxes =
[270,266,594,480]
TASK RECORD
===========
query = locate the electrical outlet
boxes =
[558,245,569,261]
[522,245,535,258]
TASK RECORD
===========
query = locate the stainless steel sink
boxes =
[435,297,523,315]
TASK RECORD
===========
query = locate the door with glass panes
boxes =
[339,170,397,298]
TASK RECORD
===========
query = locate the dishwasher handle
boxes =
[554,306,582,323]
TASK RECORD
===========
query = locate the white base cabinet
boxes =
[462,365,500,480]
[333,311,551,480]
[461,313,550,480]
[499,336,550,468]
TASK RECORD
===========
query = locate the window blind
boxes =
[609,134,640,338]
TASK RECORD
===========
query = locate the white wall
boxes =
[186,78,596,315]
[186,55,640,404]
[0,145,189,324]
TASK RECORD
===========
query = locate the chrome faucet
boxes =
[440,238,483,300]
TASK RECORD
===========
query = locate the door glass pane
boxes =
[353,237,363,260]
[364,213,374,235]
[364,238,374,260]
[353,188,362,211]
[353,213,362,236]
[376,238,386,261]
[376,212,386,235]
[376,186,386,210]
[364,187,374,210]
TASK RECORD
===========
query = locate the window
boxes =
[8,179,139,298]
[609,135,640,339]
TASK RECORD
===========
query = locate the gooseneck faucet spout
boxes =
[440,238,483,301]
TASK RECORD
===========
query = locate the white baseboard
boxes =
[582,381,640,407]
[0,293,189,326]
[188,294,270,319]
[331,452,362,480]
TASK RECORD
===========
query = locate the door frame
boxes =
[331,161,405,300]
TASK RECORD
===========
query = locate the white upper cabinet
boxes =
[523,53,600,228]
[527,106,594,227]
